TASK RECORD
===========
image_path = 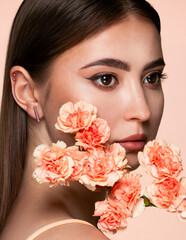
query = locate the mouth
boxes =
[115,133,147,152]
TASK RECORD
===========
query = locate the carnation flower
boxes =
[168,177,186,221]
[93,173,143,232]
[79,146,126,191]
[67,146,89,181]
[33,99,186,234]
[138,139,182,180]
[94,198,128,233]
[105,143,127,170]
[33,141,74,186]
[75,118,110,149]
[55,101,97,133]
[111,173,142,214]
[146,177,181,209]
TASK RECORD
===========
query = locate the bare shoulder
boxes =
[36,222,109,240]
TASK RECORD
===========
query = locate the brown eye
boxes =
[100,75,113,85]
[88,73,118,88]
[144,72,164,85]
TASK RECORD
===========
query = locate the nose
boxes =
[123,82,151,122]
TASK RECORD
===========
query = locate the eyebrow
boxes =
[80,57,165,72]
[143,58,165,71]
[81,58,130,71]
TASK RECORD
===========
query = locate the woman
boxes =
[0,0,165,239]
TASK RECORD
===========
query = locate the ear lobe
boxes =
[10,66,44,121]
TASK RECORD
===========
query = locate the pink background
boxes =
[0,1,186,239]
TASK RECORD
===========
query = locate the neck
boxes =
[18,118,106,226]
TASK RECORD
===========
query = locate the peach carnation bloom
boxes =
[33,141,74,186]
[55,101,97,133]
[75,118,110,149]
[67,146,89,181]
[94,198,128,233]
[138,139,182,180]
[169,177,186,221]
[146,177,181,209]
[111,173,142,215]
[105,143,127,170]
[79,145,127,191]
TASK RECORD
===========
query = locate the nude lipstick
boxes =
[116,133,147,151]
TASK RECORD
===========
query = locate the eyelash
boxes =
[87,72,167,89]
[143,72,167,86]
[87,73,118,89]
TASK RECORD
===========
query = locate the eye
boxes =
[87,73,118,88]
[143,72,167,85]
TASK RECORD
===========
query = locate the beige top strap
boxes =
[26,219,93,240]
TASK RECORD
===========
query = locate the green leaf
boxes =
[141,195,156,207]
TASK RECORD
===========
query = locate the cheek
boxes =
[88,96,122,135]
[44,110,76,145]
[148,89,164,134]
[41,89,77,145]
[152,90,164,120]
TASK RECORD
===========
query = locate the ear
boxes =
[10,66,44,121]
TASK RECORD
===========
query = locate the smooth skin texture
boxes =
[38,15,165,169]
[2,15,165,240]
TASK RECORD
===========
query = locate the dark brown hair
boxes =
[0,0,160,233]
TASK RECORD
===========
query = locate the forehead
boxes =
[52,16,163,71]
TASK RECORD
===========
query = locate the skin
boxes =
[39,15,165,169]
[2,15,165,240]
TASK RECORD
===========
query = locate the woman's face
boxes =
[39,16,165,169]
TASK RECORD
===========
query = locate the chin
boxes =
[126,152,140,170]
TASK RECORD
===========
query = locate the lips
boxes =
[116,133,147,152]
